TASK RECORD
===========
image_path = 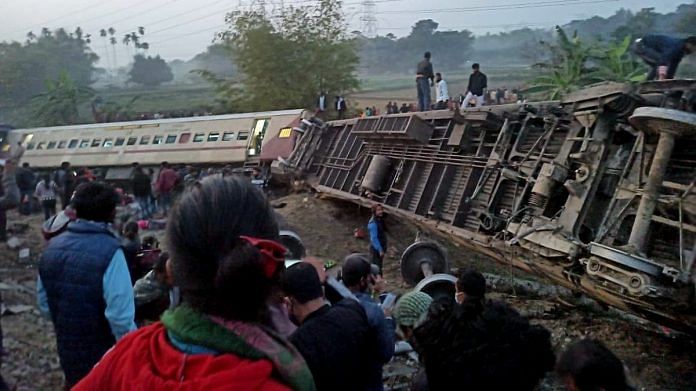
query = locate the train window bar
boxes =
[57,141,67,149]
[140,136,150,145]
[91,139,101,148]
[207,132,220,142]
[153,135,163,145]
[193,133,205,143]
[27,143,35,150]
[103,139,114,148]
[165,135,177,144]
[36,142,45,150]
[179,133,191,144]
[127,137,137,146]
[237,131,249,141]
[222,132,235,141]
[47,141,57,149]
[68,140,79,149]
[115,138,125,147]
[79,139,90,148]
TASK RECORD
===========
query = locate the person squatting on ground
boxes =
[557,339,636,391]
[283,262,374,391]
[416,51,435,111]
[462,63,488,108]
[367,204,387,274]
[37,181,136,388]
[0,160,19,391]
[341,253,395,391]
[632,34,696,80]
[74,176,315,390]
[34,173,58,221]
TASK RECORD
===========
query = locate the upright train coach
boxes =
[0,109,307,172]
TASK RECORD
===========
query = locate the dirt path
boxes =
[0,194,694,390]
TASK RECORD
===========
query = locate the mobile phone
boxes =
[382,293,396,310]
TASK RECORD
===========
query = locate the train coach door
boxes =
[247,118,269,157]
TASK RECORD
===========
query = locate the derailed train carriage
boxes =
[0,109,307,177]
[279,80,696,333]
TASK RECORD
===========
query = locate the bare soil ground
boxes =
[1,192,694,390]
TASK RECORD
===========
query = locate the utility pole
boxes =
[360,0,377,38]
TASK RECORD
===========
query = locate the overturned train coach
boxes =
[0,109,308,178]
[279,80,696,333]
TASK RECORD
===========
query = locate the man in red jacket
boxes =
[155,162,177,216]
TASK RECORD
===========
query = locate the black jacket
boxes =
[131,172,152,197]
[467,71,488,96]
[290,300,373,391]
[15,167,35,192]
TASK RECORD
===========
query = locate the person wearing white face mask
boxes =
[454,268,486,305]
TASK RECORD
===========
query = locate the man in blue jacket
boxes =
[342,254,396,391]
[37,181,136,388]
[633,34,696,80]
[367,204,387,274]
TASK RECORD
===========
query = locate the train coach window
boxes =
[166,135,177,144]
[36,142,45,150]
[193,133,205,143]
[222,132,235,141]
[237,131,249,141]
[179,133,191,144]
[207,132,220,142]
[68,139,79,148]
[47,141,57,149]
[91,139,101,147]
[153,135,163,145]
[127,137,137,146]
[57,140,67,149]
[27,143,35,150]
[103,139,113,148]
[79,139,90,148]
[115,138,125,146]
[140,136,150,145]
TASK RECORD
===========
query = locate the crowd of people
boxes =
[0,157,640,390]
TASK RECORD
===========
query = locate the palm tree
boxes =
[108,27,118,67]
[138,26,145,36]
[26,31,36,42]
[99,29,111,69]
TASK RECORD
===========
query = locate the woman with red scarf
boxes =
[74,177,315,390]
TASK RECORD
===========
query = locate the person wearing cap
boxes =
[393,291,433,341]
[284,262,373,391]
[632,34,696,80]
[342,253,395,391]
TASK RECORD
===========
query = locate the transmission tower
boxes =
[360,0,377,38]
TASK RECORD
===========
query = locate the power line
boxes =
[3,0,117,35]
[374,0,619,15]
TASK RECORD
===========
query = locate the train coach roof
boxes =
[11,109,306,133]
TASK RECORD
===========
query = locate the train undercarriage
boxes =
[278,80,696,333]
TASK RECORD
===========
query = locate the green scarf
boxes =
[161,305,315,391]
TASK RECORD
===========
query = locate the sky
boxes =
[0,0,688,68]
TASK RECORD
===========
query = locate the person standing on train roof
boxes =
[155,162,177,216]
[463,63,487,108]
[416,51,434,112]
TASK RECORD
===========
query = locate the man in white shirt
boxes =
[435,72,449,110]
